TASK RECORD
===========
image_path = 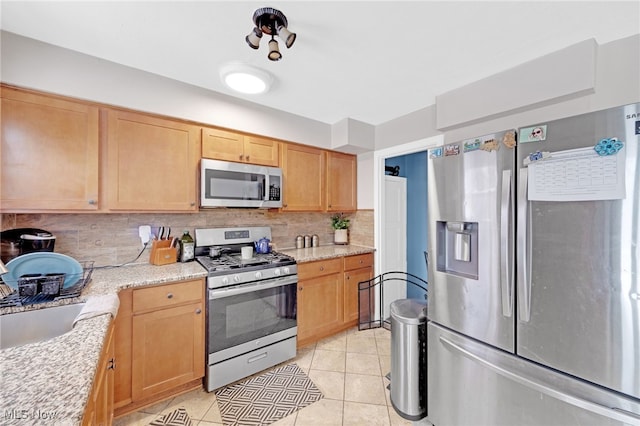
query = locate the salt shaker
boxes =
[295,235,304,249]
[304,235,311,248]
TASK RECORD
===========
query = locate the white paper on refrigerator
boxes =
[527,146,626,201]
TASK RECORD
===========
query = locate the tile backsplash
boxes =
[1,210,374,267]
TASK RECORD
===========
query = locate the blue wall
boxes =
[385,151,428,301]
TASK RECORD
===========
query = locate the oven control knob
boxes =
[255,271,263,279]
[273,268,281,276]
[221,276,229,285]
[234,275,241,282]
[283,267,290,274]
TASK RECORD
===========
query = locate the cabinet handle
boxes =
[245,155,250,161]
[298,286,303,291]
[319,266,324,271]
[195,308,202,314]
[88,199,97,205]
[190,202,196,207]
[239,154,244,160]
[108,358,115,370]
[346,275,350,280]
[167,293,173,299]
[360,260,364,264]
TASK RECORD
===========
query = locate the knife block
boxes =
[150,240,177,266]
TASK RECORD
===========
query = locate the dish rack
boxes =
[0,261,94,308]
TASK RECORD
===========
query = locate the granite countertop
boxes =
[279,244,375,263]
[0,246,372,424]
[0,261,207,426]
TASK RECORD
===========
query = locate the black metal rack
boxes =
[357,271,428,331]
[0,261,94,308]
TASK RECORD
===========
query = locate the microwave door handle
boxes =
[264,174,269,201]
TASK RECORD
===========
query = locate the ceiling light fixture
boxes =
[220,64,273,94]
[245,7,296,61]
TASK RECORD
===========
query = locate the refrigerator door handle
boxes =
[439,336,640,423]
[500,169,513,317]
[517,168,532,322]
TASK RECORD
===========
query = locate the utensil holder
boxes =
[41,273,65,296]
[150,240,177,266]
[18,274,41,296]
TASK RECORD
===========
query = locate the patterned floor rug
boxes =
[215,363,324,426]
[149,407,192,426]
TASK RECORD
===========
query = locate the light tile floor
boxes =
[114,326,432,426]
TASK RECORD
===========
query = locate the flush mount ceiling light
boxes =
[245,7,296,61]
[220,64,273,94]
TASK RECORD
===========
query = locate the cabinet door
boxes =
[344,266,374,326]
[131,302,204,400]
[281,144,325,211]
[201,127,244,162]
[297,272,343,346]
[1,86,99,211]
[244,136,279,166]
[327,151,357,212]
[83,322,115,426]
[114,289,133,409]
[106,110,199,211]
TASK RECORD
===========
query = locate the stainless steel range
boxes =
[195,226,297,391]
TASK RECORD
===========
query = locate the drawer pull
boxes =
[360,260,364,264]
[319,266,324,271]
[167,293,174,299]
[195,308,202,314]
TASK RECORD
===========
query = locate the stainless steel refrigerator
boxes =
[426,103,640,425]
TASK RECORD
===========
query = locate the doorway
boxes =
[373,135,443,310]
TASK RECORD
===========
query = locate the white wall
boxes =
[0,31,332,149]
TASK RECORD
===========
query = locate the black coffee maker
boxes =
[0,228,56,263]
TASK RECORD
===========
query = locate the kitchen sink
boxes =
[0,302,85,350]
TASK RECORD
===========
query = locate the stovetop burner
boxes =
[196,251,295,275]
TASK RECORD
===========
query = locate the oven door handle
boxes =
[209,276,298,299]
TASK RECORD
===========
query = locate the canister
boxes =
[312,234,319,247]
[296,235,304,249]
[304,235,311,248]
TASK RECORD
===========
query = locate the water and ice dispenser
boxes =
[435,221,478,279]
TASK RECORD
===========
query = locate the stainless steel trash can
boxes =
[390,298,427,420]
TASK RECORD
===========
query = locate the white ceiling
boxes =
[1,1,639,125]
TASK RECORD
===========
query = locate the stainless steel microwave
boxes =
[200,159,283,208]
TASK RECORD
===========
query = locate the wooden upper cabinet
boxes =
[106,109,200,211]
[202,127,279,167]
[1,86,99,211]
[326,151,357,212]
[281,143,325,211]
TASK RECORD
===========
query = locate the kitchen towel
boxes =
[73,294,120,326]
[215,363,323,426]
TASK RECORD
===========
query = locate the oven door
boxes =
[208,276,297,361]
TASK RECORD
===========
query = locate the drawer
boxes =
[298,258,342,280]
[133,279,203,313]
[344,253,373,271]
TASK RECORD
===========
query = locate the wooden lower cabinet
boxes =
[297,258,344,347]
[343,253,374,326]
[83,322,115,426]
[114,279,205,417]
[297,253,374,347]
